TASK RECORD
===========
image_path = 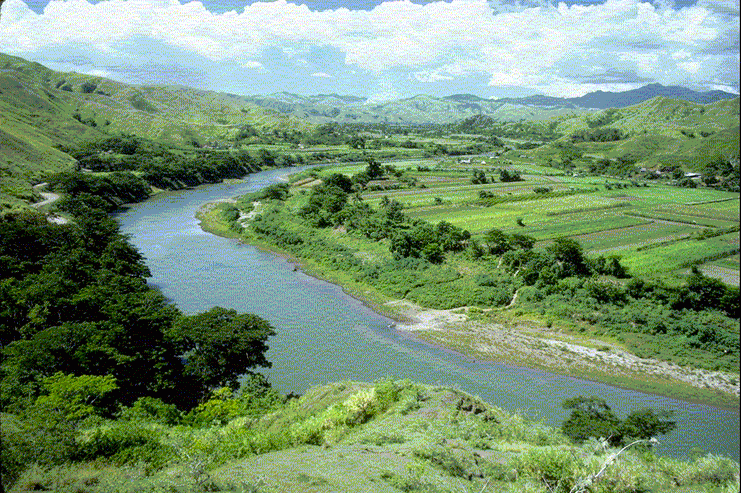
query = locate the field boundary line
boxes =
[624,212,726,227]
[533,219,655,241]
[684,197,740,206]
[545,201,630,217]
[678,248,741,269]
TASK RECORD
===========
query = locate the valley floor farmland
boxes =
[198,156,740,406]
[329,158,740,282]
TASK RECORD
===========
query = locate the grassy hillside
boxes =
[0,53,310,209]
[541,96,740,171]
[5,380,738,493]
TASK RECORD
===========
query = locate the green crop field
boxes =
[310,157,740,282]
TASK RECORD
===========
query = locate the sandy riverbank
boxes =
[387,300,740,405]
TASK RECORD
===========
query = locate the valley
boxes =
[1,51,739,492]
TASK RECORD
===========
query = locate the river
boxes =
[116,166,739,460]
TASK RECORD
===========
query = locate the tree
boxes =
[348,135,365,149]
[562,396,620,444]
[499,169,522,182]
[510,233,535,251]
[170,307,275,406]
[257,148,276,167]
[324,173,353,193]
[619,408,676,442]
[485,228,510,255]
[563,396,676,447]
[471,170,487,184]
[549,237,589,276]
[365,157,383,180]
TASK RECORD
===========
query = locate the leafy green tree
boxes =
[471,170,487,184]
[499,169,522,182]
[257,148,276,167]
[32,372,118,422]
[619,408,676,442]
[348,135,365,149]
[563,396,676,447]
[485,228,510,255]
[259,183,290,201]
[510,233,535,251]
[365,157,383,180]
[548,237,589,276]
[169,307,275,406]
[562,396,620,444]
[324,173,354,193]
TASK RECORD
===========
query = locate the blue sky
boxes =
[2,0,738,99]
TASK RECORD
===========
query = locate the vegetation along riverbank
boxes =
[197,157,740,409]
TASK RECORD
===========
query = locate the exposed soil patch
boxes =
[387,300,740,399]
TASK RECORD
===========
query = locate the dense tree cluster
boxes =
[562,396,676,447]
[295,165,471,264]
[0,212,275,414]
[49,171,150,211]
[571,127,626,143]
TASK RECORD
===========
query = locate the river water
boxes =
[116,166,739,460]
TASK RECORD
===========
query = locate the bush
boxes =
[75,421,175,469]
[119,397,181,425]
[516,447,583,490]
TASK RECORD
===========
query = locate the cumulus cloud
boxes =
[241,60,264,69]
[0,0,738,96]
[311,72,334,78]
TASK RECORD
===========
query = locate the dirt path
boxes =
[30,183,69,224]
[31,183,61,209]
[386,300,740,398]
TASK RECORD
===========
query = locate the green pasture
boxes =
[572,222,698,253]
[409,192,617,233]
[518,214,651,240]
[626,211,738,228]
[622,233,740,276]
[302,159,739,283]
[709,254,740,270]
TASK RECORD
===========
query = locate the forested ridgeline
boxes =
[216,163,740,375]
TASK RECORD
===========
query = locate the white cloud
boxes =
[241,61,264,69]
[711,84,740,94]
[310,72,334,78]
[0,0,737,96]
[84,68,112,78]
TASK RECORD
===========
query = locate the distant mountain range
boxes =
[241,92,588,125]
[241,84,738,124]
[494,84,738,109]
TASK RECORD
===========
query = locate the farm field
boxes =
[306,158,740,281]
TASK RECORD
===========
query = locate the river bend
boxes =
[116,166,739,460]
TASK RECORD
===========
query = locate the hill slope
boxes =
[548,96,741,170]
[6,380,739,492]
[0,53,311,208]
[242,92,591,125]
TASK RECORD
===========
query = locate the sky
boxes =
[0,0,738,100]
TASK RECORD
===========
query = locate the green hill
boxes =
[5,380,738,493]
[242,92,591,125]
[0,53,310,209]
[522,96,740,172]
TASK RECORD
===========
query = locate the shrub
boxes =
[75,421,175,469]
[516,447,583,491]
[119,396,181,425]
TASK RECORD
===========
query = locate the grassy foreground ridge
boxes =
[4,380,739,493]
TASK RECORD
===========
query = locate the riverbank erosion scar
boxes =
[388,300,740,402]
